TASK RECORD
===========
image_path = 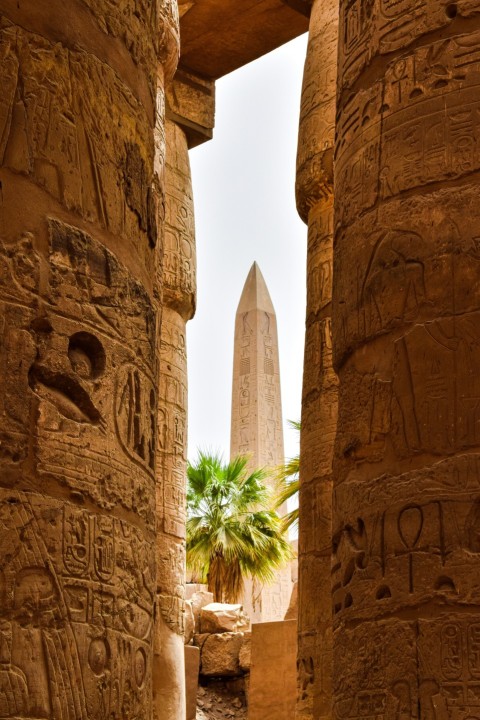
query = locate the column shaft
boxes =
[296,1,339,718]
[153,116,196,720]
[333,2,480,719]
[0,2,178,718]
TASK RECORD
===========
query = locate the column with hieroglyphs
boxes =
[333,0,480,717]
[153,116,196,718]
[231,262,292,623]
[0,1,178,718]
[295,0,339,717]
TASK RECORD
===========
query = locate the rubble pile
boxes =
[196,682,247,720]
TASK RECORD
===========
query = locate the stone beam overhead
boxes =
[178,0,310,80]
[166,69,215,148]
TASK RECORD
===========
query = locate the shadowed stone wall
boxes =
[295,0,338,717]
[333,1,480,719]
[0,1,178,717]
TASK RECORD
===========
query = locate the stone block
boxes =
[166,69,215,148]
[193,633,210,652]
[239,632,251,671]
[200,603,249,634]
[185,645,200,720]
[191,590,214,630]
[201,632,244,677]
[186,583,209,600]
[185,599,195,644]
[248,620,297,720]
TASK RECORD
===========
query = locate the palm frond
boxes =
[186,450,291,602]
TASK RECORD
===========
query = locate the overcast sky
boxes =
[187,33,309,467]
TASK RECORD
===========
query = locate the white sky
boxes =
[187,33,309,467]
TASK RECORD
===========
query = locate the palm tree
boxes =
[274,420,300,531]
[186,451,292,603]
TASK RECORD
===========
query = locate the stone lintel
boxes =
[178,0,309,81]
[280,0,313,19]
[166,69,215,149]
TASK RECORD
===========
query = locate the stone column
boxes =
[153,116,196,720]
[0,2,177,718]
[295,1,338,718]
[333,1,480,718]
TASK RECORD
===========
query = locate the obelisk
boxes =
[231,262,292,623]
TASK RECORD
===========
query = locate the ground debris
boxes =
[196,680,247,719]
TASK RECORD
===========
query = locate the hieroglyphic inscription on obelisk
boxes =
[231,262,292,623]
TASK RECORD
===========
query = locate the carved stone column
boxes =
[0,2,178,718]
[333,2,480,719]
[295,1,338,718]
[153,116,196,720]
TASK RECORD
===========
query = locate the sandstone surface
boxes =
[295,0,338,716]
[247,620,297,720]
[185,645,200,720]
[331,1,480,720]
[238,633,252,672]
[200,604,249,634]
[230,263,293,622]
[191,590,215,629]
[201,633,245,677]
[284,580,298,621]
[185,600,196,644]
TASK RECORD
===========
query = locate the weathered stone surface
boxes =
[230,263,292,622]
[185,644,200,720]
[332,1,480,719]
[239,632,252,672]
[178,0,309,80]
[284,580,298,621]
[153,108,196,718]
[295,0,338,717]
[194,633,211,652]
[166,69,216,148]
[186,583,210,600]
[201,632,244,677]
[185,600,195,644]
[191,589,215,629]
[248,620,297,720]
[0,0,177,717]
[200,603,249,634]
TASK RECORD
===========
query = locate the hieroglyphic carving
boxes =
[0,221,157,519]
[0,1,178,717]
[295,0,339,716]
[0,490,154,719]
[0,24,159,252]
[338,0,480,93]
[153,116,195,720]
[334,2,480,713]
